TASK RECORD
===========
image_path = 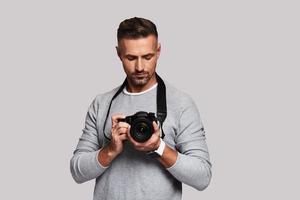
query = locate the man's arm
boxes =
[126,96,212,191]
[70,97,129,184]
[157,144,177,168]
[70,97,108,184]
[160,98,212,191]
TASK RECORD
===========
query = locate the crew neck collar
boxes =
[123,83,158,96]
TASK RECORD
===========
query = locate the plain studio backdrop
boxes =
[0,0,299,199]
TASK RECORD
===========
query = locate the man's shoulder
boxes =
[165,81,197,109]
[91,85,122,105]
[165,81,194,102]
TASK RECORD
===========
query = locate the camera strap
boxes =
[103,73,167,140]
[156,73,167,139]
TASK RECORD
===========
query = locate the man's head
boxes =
[116,17,161,92]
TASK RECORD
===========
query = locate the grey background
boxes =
[0,0,299,199]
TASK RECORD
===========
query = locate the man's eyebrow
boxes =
[125,54,137,57]
[125,53,155,57]
[142,53,155,57]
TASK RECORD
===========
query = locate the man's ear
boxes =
[157,43,161,59]
[116,46,122,60]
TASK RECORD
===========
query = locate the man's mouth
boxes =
[133,73,147,77]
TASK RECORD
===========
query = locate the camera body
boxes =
[119,111,157,142]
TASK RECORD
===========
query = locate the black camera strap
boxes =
[156,74,167,139]
[103,73,167,140]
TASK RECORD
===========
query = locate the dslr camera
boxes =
[119,111,157,142]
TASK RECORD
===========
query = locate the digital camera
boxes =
[119,111,157,142]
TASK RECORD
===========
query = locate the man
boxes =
[70,17,212,200]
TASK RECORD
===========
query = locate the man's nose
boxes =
[135,58,144,72]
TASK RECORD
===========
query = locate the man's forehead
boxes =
[118,35,158,54]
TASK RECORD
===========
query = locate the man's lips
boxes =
[133,73,147,77]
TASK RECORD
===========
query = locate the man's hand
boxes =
[109,114,130,155]
[127,121,178,168]
[98,114,129,167]
[127,121,161,152]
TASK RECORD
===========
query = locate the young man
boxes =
[70,17,212,200]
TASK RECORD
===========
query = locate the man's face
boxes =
[116,35,161,89]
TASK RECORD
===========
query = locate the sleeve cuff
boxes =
[166,151,182,171]
[95,149,110,170]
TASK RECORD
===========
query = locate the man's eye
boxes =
[127,57,135,61]
[144,56,153,60]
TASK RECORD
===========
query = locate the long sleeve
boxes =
[70,97,108,184]
[166,97,212,191]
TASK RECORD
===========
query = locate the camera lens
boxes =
[136,122,150,136]
[131,120,153,142]
[127,111,157,142]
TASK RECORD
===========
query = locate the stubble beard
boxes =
[129,72,152,87]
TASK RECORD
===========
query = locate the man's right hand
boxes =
[108,114,130,155]
[98,114,129,167]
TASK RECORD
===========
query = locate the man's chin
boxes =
[130,78,149,87]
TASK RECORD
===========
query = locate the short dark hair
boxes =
[117,17,158,42]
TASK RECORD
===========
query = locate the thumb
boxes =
[153,121,160,134]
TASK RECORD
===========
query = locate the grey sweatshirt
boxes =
[70,81,212,200]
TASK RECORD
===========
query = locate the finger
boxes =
[111,113,125,127]
[115,122,130,129]
[115,127,129,135]
[114,122,130,135]
[136,146,147,151]
[147,131,160,145]
[152,121,160,136]
[126,125,133,140]
[118,133,127,141]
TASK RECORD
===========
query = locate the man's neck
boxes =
[126,76,157,93]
